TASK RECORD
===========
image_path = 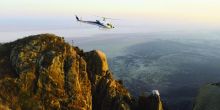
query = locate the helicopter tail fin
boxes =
[75,15,80,21]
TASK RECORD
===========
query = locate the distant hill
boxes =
[108,39,220,110]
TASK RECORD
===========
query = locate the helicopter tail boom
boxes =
[75,15,80,21]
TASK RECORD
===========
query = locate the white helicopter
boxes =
[75,15,116,29]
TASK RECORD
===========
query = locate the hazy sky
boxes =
[1,0,220,24]
[0,0,220,42]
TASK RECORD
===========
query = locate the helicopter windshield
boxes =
[106,23,114,28]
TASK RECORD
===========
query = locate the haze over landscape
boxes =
[1,0,220,110]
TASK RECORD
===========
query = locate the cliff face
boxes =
[193,83,220,110]
[0,34,164,110]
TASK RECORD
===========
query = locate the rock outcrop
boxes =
[193,83,220,110]
[0,34,165,110]
[84,50,134,110]
[138,94,165,110]
[0,34,92,110]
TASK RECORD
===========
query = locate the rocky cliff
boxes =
[0,34,165,110]
[193,83,220,110]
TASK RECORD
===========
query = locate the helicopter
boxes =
[75,15,115,29]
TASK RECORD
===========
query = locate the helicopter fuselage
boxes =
[75,15,114,29]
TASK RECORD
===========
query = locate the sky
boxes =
[0,0,220,41]
[1,0,220,24]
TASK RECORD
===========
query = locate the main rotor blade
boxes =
[93,15,120,20]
